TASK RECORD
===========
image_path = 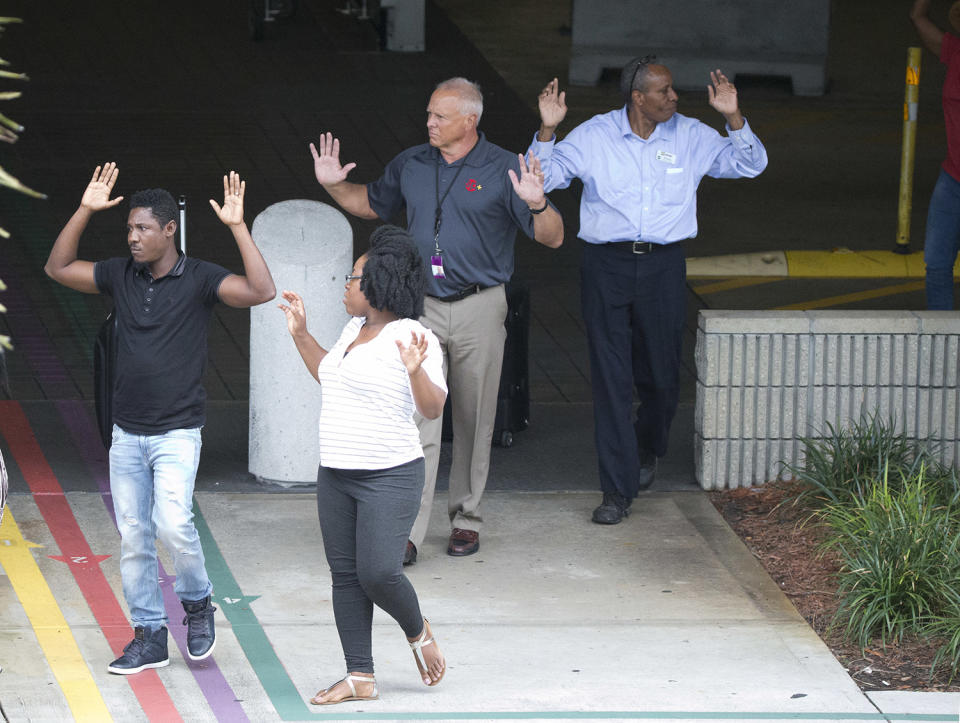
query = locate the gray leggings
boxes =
[316,458,426,673]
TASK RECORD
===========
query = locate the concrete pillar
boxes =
[249,200,352,485]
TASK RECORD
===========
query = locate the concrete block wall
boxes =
[695,311,960,490]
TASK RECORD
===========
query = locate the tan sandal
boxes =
[409,618,445,686]
[309,674,378,705]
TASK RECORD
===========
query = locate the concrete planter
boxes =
[695,310,960,489]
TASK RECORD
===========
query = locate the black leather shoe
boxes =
[403,540,417,566]
[182,596,217,661]
[108,626,169,674]
[637,449,658,491]
[592,491,631,525]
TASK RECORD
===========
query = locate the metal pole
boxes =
[896,46,922,254]
[178,195,187,255]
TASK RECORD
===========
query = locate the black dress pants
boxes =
[580,241,686,499]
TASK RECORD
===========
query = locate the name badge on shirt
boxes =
[656,150,677,164]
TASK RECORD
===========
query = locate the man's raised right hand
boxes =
[80,162,124,212]
[309,132,357,186]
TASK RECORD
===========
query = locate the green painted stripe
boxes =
[192,500,313,720]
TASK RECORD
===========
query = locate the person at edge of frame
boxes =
[308,76,563,564]
[43,163,276,674]
[911,0,960,309]
[529,58,768,524]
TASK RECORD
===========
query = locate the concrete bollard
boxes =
[249,200,352,485]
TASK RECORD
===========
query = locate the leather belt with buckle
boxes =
[429,284,487,303]
[606,241,658,254]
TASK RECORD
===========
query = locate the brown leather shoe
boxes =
[403,540,417,566]
[447,528,479,556]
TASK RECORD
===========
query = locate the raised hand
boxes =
[538,78,567,134]
[277,289,308,337]
[209,171,245,226]
[310,132,357,186]
[396,330,429,375]
[80,163,124,211]
[707,70,739,117]
[507,152,547,208]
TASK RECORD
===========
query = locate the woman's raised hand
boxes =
[396,330,429,375]
[277,289,308,337]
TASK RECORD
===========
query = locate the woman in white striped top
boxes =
[278,225,448,705]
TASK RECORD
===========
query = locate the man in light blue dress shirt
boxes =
[530,57,768,524]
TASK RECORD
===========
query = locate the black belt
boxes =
[429,284,488,303]
[603,241,679,255]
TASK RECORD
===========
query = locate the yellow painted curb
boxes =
[688,248,960,278]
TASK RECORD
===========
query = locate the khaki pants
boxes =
[408,284,507,549]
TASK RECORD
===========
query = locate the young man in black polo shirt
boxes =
[44,164,276,674]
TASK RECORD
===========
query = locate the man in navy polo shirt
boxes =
[44,164,276,674]
[310,77,563,562]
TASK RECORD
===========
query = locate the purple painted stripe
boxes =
[58,399,251,722]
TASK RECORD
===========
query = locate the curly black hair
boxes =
[129,188,178,228]
[360,225,426,319]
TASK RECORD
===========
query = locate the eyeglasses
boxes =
[630,54,657,94]
[345,274,362,282]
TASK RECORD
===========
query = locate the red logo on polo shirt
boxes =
[465,178,481,192]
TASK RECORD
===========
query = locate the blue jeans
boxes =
[109,424,212,630]
[924,169,960,309]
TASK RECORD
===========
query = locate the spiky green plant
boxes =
[0,15,46,353]
[783,412,956,510]
[814,463,960,680]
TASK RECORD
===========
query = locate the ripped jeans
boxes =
[110,424,212,630]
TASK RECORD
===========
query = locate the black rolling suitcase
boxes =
[94,196,187,449]
[441,279,530,448]
[492,280,530,447]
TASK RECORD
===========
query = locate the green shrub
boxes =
[819,467,959,645]
[782,412,960,680]
[785,413,956,509]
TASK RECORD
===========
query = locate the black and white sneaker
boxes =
[108,626,169,674]
[182,596,217,660]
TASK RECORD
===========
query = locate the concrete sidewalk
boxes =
[1,395,956,721]
[0,488,897,722]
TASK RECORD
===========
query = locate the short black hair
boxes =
[360,225,426,320]
[129,188,177,228]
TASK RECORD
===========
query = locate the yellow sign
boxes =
[906,67,920,85]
